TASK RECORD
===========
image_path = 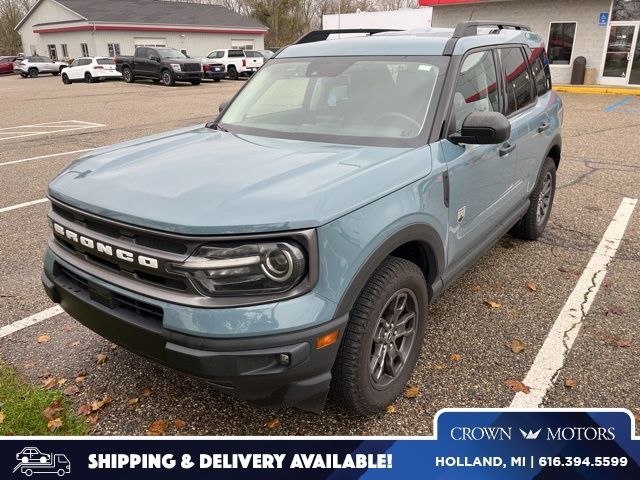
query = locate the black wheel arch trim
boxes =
[334,223,445,318]
[545,133,562,168]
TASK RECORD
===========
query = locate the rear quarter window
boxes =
[228,50,245,57]
[500,47,534,115]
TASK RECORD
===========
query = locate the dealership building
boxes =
[423,0,640,86]
[16,0,267,60]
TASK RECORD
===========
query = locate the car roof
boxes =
[278,27,543,58]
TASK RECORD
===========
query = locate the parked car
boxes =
[14,56,68,77]
[190,57,225,82]
[245,50,265,69]
[116,47,203,86]
[16,447,49,463]
[61,57,122,84]
[0,55,23,74]
[43,22,562,415]
[205,49,258,80]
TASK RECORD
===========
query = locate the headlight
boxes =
[170,63,182,72]
[168,241,306,296]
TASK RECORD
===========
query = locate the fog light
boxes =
[279,353,291,366]
[316,330,339,350]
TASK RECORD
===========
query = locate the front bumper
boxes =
[204,70,225,80]
[42,248,346,412]
[174,71,203,81]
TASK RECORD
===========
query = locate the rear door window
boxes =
[500,47,534,115]
[452,50,500,132]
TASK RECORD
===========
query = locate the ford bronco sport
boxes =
[42,22,562,415]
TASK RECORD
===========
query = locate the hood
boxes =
[48,126,431,235]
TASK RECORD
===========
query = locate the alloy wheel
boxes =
[537,172,553,225]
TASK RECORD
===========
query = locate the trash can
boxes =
[571,56,586,85]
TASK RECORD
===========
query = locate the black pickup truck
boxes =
[116,47,203,86]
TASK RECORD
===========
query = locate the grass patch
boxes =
[0,364,86,436]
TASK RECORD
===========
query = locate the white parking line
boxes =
[0,121,105,142]
[0,306,64,340]
[511,197,638,408]
[0,198,49,214]
[0,148,95,167]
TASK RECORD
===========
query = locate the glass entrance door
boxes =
[602,24,639,85]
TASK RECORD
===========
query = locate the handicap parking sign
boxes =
[599,12,609,26]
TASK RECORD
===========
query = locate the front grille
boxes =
[182,63,201,72]
[55,263,164,321]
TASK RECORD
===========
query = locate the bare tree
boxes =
[0,0,32,54]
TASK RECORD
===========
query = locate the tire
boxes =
[331,256,428,415]
[161,69,175,86]
[227,66,238,80]
[84,72,93,83]
[213,77,221,82]
[510,156,556,240]
[57,469,65,477]
[21,456,28,463]
[123,67,135,83]
[24,470,33,477]
[28,68,38,78]
[52,71,59,76]
[62,73,71,84]
[190,79,201,85]
[20,73,27,78]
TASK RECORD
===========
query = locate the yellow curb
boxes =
[554,85,640,96]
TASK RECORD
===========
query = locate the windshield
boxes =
[156,48,186,59]
[219,56,444,146]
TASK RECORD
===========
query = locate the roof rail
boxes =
[443,21,531,55]
[293,28,401,45]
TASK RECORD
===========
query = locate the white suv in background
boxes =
[205,49,261,80]
[61,57,122,84]
[14,56,68,77]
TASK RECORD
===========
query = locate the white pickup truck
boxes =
[204,49,263,80]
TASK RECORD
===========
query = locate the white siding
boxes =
[17,0,83,55]
[432,0,612,84]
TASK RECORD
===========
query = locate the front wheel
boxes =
[227,66,238,80]
[84,72,93,83]
[161,69,175,86]
[510,156,557,240]
[28,68,38,78]
[331,256,428,415]
[62,73,71,84]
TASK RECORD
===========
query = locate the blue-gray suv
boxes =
[42,22,562,415]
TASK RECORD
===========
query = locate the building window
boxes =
[231,40,254,50]
[107,43,121,57]
[81,43,89,56]
[547,22,576,65]
[47,44,57,60]
[612,0,640,21]
[61,44,68,58]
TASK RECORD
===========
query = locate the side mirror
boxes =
[219,100,229,113]
[449,111,511,145]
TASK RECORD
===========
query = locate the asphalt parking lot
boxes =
[0,74,638,436]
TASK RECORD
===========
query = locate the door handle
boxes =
[499,142,516,157]
[538,122,550,133]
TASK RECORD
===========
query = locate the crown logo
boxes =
[519,428,542,440]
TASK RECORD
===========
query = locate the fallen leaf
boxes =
[0,411,5,424]
[127,397,139,405]
[77,404,92,416]
[265,418,281,429]
[24,362,34,369]
[37,334,51,344]
[509,339,526,354]
[42,377,57,390]
[109,343,118,350]
[174,419,186,429]
[75,374,87,384]
[506,379,531,394]
[385,404,397,414]
[613,338,632,348]
[526,282,539,292]
[451,353,462,362]
[95,354,108,365]
[63,385,80,395]
[470,285,481,293]
[483,300,502,309]
[70,341,80,347]
[86,413,99,425]
[147,419,168,436]
[432,363,445,370]
[57,378,67,386]
[91,395,113,412]
[564,379,578,389]
[403,385,420,398]
[634,412,640,423]
[142,388,153,397]
[558,266,571,273]
[42,400,63,420]
[47,418,63,431]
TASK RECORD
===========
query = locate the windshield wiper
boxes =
[205,122,228,132]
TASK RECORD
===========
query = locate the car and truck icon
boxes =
[13,448,70,477]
